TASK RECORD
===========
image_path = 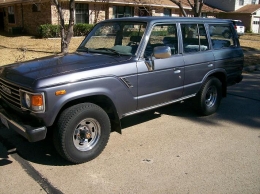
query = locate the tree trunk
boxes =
[53,0,75,54]
[171,0,204,17]
[170,0,188,17]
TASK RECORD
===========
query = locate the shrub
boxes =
[74,23,94,36]
[38,24,60,38]
[38,23,94,38]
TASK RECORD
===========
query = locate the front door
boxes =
[137,23,184,110]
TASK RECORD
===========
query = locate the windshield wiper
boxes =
[77,46,89,52]
[95,48,120,56]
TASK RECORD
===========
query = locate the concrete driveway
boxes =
[0,72,260,194]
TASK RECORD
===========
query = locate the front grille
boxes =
[0,79,21,108]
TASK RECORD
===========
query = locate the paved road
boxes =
[1,72,260,194]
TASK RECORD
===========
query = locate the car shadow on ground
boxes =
[0,101,200,166]
[0,74,259,166]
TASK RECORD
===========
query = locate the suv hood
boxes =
[0,52,131,88]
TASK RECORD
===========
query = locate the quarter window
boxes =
[208,24,235,49]
[180,24,209,53]
[239,0,244,5]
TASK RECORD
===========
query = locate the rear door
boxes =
[181,23,215,96]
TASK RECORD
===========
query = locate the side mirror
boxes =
[153,46,171,59]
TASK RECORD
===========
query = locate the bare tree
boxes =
[53,0,75,53]
[130,0,163,16]
[170,0,205,17]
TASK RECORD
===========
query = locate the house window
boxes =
[75,3,89,24]
[8,6,15,23]
[113,6,134,18]
[32,4,41,12]
[139,7,150,16]
[251,0,256,4]
[164,8,171,17]
[239,0,244,5]
[201,13,207,18]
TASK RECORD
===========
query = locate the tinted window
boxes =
[180,24,209,53]
[144,24,178,57]
[209,24,235,50]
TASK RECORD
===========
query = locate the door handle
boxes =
[174,70,181,74]
[208,64,213,67]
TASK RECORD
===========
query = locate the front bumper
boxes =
[0,105,47,142]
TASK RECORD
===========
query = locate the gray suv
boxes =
[0,17,243,163]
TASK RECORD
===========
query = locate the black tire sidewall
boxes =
[198,78,222,116]
[57,103,110,163]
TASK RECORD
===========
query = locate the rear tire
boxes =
[195,77,222,116]
[53,103,111,164]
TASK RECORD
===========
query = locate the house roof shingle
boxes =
[233,4,260,14]
[177,0,223,13]
[0,0,223,13]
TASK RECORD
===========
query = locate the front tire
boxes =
[195,77,222,116]
[53,103,111,164]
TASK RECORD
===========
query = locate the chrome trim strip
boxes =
[122,94,196,117]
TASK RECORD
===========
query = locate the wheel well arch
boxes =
[208,72,227,97]
[54,95,121,133]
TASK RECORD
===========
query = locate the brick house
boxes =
[0,0,222,36]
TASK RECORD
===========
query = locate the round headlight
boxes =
[24,93,31,108]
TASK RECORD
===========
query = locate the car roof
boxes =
[99,16,231,24]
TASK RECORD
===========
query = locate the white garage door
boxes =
[252,17,260,33]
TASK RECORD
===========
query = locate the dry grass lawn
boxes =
[0,32,259,67]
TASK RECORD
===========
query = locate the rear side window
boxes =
[208,24,235,50]
[181,24,209,53]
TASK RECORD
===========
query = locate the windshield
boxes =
[77,21,147,56]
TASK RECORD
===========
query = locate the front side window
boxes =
[8,6,15,24]
[181,24,209,53]
[75,3,89,24]
[113,6,134,18]
[77,21,147,56]
[209,24,235,49]
[144,24,178,57]
[251,0,256,4]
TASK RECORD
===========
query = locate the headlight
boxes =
[25,93,31,108]
[20,90,45,112]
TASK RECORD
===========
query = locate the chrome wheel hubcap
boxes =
[73,118,101,151]
[205,86,217,107]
